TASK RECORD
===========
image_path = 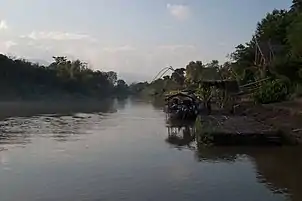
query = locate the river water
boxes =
[0,99,301,201]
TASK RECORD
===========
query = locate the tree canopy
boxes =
[132,0,302,101]
[1,0,301,102]
[0,55,128,100]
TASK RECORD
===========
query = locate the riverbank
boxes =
[237,99,302,144]
[192,98,302,146]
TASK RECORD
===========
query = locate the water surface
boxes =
[0,99,301,201]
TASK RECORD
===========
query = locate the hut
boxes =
[165,92,199,120]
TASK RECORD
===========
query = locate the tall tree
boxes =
[287,13,302,57]
[291,0,302,12]
[185,61,204,83]
[171,68,185,86]
[106,71,117,85]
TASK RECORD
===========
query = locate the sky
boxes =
[0,0,291,82]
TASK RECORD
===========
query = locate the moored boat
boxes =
[165,92,199,121]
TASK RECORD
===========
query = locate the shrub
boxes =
[253,79,289,104]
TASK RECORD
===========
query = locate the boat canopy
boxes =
[165,92,197,103]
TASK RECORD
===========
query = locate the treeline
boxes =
[132,0,302,103]
[0,55,129,100]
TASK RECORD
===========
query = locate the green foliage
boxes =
[287,13,302,57]
[253,79,289,104]
[227,0,302,94]
[130,1,302,103]
[185,61,204,84]
[115,79,129,95]
[3,0,302,103]
[271,56,302,83]
[171,68,185,86]
[291,0,302,12]
[195,116,214,146]
[0,54,128,100]
[130,68,186,97]
[195,84,213,102]
[129,82,149,94]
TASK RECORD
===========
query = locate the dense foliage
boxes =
[0,55,128,100]
[1,1,301,103]
[253,79,289,104]
[229,1,302,85]
[132,0,302,104]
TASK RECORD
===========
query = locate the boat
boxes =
[164,92,199,121]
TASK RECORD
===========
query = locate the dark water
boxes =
[0,99,302,201]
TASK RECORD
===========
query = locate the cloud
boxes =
[102,45,136,52]
[21,31,96,42]
[0,20,8,30]
[4,40,17,49]
[167,4,191,21]
[0,28,204,82]
[158,45,195,50]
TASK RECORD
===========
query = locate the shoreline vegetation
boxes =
[1,1,302,143]
[0,55,129,119]
[0,55,130,102]
[135,1,302,145]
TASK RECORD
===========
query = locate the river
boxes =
[0,98,301,201]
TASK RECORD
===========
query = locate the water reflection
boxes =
[164,118,302,201]
[151,98,165,110]
[0,100,117,146]
[194,146,302,201]
[0,99,116,121]
[0,99,301,201]
[166,126,196,150]
[115,97,128,110]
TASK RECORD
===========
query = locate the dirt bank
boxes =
[237,99,302,144]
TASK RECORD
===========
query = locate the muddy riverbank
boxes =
[236,100,302,144]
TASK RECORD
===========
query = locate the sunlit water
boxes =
[0,99,301,201]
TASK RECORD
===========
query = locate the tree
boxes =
[291,0,302,12]
[171,68,185,86]
[205,60,220,68]
[106,71,117,85]
[219,62,235,80]
[163,75,170,80]
[129,82,149,94]
[185,61,204,84]
[255,9,291,45]
[115,79,129,95]
[287,13,302,57]
[0,54,123,100]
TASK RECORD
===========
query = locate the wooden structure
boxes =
[164,92,199,121]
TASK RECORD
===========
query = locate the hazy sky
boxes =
[0,0,291,82]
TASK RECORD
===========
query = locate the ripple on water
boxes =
[0,101,301,201]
